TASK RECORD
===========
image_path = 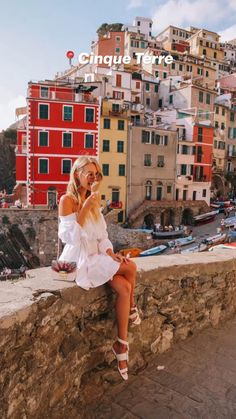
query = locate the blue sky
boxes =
[0,0,236,130]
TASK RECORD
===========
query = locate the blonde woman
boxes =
[58,156,140,381]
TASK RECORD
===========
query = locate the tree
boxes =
[96,23,123,36]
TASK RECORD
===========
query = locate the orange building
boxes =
[91,31,125,68]
[193,124,214,183]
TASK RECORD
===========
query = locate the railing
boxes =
[29,88,98,104]
[193,176,208,182]
[15,145,27,154]
[109,201,122,209]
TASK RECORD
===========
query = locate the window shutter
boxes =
[151,132,155,144]
[156,134,160,145]
[164,136,168,145]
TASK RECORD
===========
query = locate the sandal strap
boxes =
[117,337,129,347]
[116,352,129,362]
[129,312,139,320]
[130,305,138,313]
[119,367,128,374]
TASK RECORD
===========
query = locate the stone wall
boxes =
[1,251,236,419]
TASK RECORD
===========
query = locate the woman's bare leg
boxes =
[109,274,131,371]
[116,260,137,308]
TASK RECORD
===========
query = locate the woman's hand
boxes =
[107,251,130,264]
[83,192,99,210]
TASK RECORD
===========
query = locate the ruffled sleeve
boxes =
[97,211,114,255]
[58,213,88,245]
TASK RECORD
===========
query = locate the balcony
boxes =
[28,88,98,104]
[15,145,27,154]
[109,201,122,209]
[193,176,207,182]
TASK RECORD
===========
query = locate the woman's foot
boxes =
[112,337,129,380]
[129,305,141,326]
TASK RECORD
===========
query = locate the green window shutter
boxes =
[104,118,110,129]
[119,164,125,176]
[164,136,168,145]
[118,120,124,130]
[85,134,94,148]
[63,106,73,121]
[62,160,71,174]
[63,133,72,147]
[39,104,48,119]
[102,164,109,176]
[39,159,48,174]
[156,134,160,145]
[117,141,124,152]
[103,140,110,152]
[86,108,94,122]
[39,132,48,146]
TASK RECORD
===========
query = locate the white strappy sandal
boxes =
[112,337,129,381]
[129,305,141,326]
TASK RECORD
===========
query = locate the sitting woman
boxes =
[58,156,140,381]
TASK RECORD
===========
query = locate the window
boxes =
[39,131,48,147]
[214,140,217,148]
[202,189,206,197]
[40,86,49,98]
[85,108,94,122]
[146,98,150,106]
[85,134,94,148]
[187,65,192,72]
[115,47,120,53]
[39,159,48,174]
[142,130,150,143]
[214,52,217,59]
[169,95,173,104]
[63,132,72,148]
[117,141,124,152]
[215,106,219,114]
[181,164,187,175]
[198,127,203,142]
[206,93,211,105]
[172,63,175,69]
[137,21,140,26]
[215,121,219,128]
[179,64,183,71]
[116,36,121,42]
[104,119,110,129]
[157,155,164,167]
[141,41,145,48]
[112,104,119,113]
[62,160,72,174]
[154,84,158,92]
[222,108,225,116]
[163,72,167,79]
[199,91,204,103]
[119,164,125,176]
[183,190,187,201]
[182,145,188,155]
[136,81,140,89]
[103,140,110,152]
[167,185,172,194]
[221,122,225,130]
[102,164,109,176]
[116,74,122,87]
[144,154,152,166]
[230,112,235,122]
[203,49,206,55]
[146,83,150,91]
[118,120,124,130]
[39,104,49,119]
[206,70,209,77]
[155,71,159,77]
[63,106,73,121]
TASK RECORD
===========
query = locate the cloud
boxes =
[220,24,236,42]
[127,0,143,10]
[152,0,235,34]
[0,95,26,131]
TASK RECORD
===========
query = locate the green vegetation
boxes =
[96,23,123,36]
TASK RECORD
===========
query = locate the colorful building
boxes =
[16,80,100,207]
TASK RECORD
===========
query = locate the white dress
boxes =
[58,210,120,290]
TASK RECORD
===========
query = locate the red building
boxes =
[193,123,214,182]
[16,80,100,207]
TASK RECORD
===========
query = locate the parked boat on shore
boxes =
[152,229,185,239]
[181,233,226,254]
[139,245,167,257]
[193,210,219,225]
[168,235,195,248]
[222,216,236,228]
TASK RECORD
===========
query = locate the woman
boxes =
[58,156,140,381]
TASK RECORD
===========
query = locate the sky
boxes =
[0,0,236,131]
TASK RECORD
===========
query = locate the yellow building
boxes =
[99,99,129,222]
[188,29,224,63]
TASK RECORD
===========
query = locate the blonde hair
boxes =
[67,156,103,223]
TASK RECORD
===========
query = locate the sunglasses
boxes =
[82,171,102,181]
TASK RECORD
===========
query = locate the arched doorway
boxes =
[160,208,175,227]
[144,213,155,229]
[182,208,194,225]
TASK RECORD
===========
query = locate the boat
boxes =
[209,243,236,251]
[201,233,227,246]
[152,229,185,239]
[210,201,231,212]
[125,228,153,234]
[119,248,142,258]
[193,210,219,225]
[181,243,208,254]
[222,216,236,228]
[139,245,167,257]
[168,235,195,248]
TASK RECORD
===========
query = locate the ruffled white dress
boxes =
[58,210,120,290]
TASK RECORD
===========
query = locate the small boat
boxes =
[209,243,236,251]
[125,228,153,234]
[228,230,236,240]
[223,216,236,228]
[193,210,219,225]
[139,245,167,257]
[181,243,208,254]
[152,229,185,239]
[168,235,195,248]
[211,201,231,212]
[120,248,142,258]
[201,233,227,246]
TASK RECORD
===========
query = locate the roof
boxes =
[218,73,236,89]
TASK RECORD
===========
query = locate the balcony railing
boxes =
[28,88,98,104]
[15,145,27,154]
[109,201,122,209]
[193,176,207,182]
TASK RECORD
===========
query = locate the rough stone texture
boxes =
[1,250,236,418]
[0,209,58,267]
[94,316,236,419]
